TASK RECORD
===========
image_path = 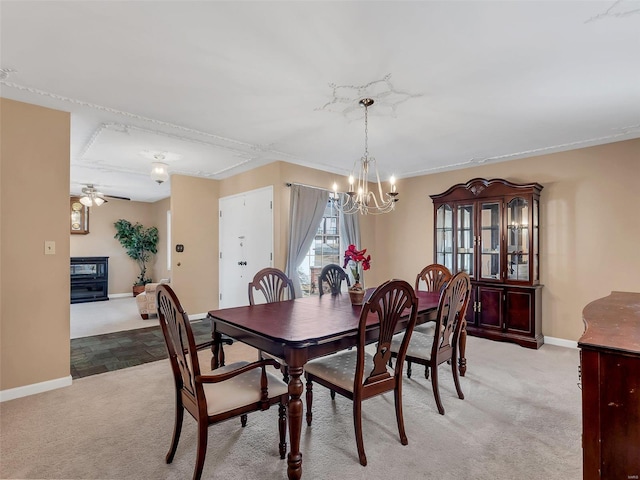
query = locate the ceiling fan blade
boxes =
[104,195,131,201]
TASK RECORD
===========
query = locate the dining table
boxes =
[207,289,441,480]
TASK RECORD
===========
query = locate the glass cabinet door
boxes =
[435,204,454,270]
[479,201,501,280]
[457,204,474,276]
[507,197,530,281]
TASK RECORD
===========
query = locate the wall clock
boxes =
[70,196,89,234]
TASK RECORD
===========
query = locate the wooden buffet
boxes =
[579,291,640,480]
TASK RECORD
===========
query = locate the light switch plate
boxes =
[44,240,56,255]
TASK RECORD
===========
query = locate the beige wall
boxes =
[70,198,162,294]
[374,138,640,341]
[170,175,220,315]
[151,197,171,283]
[1,99,70,390]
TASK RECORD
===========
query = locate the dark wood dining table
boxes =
[207,290,440,480]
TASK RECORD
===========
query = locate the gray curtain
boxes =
[339,193,360,249]
[339,194,361,285]
[285,185,330,298]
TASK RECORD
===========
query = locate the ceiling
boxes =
[2,1,639,203]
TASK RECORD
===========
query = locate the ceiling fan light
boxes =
[79,196,93,207]
[93,196,106,206]
[151,162,169,184]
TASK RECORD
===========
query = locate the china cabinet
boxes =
[431,178,543,349]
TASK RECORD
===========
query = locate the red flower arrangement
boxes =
[343,244,371,288]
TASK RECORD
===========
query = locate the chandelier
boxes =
[331,98,398,215]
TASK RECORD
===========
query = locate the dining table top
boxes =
[207,289,441,347]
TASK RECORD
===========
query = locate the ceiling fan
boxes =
[76,184,130,207]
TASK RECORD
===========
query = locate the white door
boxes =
[219,186,273,308]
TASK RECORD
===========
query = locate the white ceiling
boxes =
[2,1,639,202]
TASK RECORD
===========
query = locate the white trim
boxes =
[0,375,72,402]
[544,336,578,349]
[108,293,132,299]
[188,313,208,321]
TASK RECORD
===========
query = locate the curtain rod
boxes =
[285,182,331,192]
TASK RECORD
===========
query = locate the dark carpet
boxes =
[70,318,213,379]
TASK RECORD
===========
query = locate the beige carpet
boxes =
[0,337,582,480]
[70,297,155,339]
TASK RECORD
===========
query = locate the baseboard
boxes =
[544,336,578,349]
[108,293,133,299]
[0,375,72,402]
[189,313,208,321]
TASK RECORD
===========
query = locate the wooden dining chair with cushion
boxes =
[304,279,418,466]
[408,264,453,377]
[248,267,295,380]
[156,284,289,480]
[390,271,471,415]
[318,263,351,296]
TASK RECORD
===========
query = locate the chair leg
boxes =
[431,364,445,415]
[192,420,208,480]
[352,400,367,466]
[241,414,248,427]
[282,366,289,384]
[166,402,184,463]
[278,401,287,459]
[406,360,412,379]
[451,350,465,400]
[459,326,468,377]
[330,390,336,399]
[394,383,408,446]
[305,375,313,426]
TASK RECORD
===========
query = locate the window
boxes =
[297,200,342,296]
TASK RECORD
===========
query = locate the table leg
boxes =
[458,321,467,377]
[286,364,304,479]
[211,330,223,370]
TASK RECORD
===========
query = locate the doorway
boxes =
[219,186,274,308]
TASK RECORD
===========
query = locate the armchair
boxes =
[136,279,170,319]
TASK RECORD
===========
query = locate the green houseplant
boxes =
[113,219,159,291]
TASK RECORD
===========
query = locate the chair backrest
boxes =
[156,284,205,415]
[248,267,295,305]
[431,271,471,363]
[318,264,351,296]
[355,279,418,391]
[415,264,452,293]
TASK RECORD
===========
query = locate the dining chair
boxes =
[318,263,351,296]
[249,267,295,381]
[390,271,471,415]
[156,284,289,480]
[304,279,418,466]
[410,263,453,377]
[248,267,295,305]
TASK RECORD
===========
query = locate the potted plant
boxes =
[113,219,159,296]
[343,244,371,305]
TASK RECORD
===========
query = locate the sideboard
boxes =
[578,291,640,479]
[70,256,109,303]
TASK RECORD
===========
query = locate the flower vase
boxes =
[348,282,365,306]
